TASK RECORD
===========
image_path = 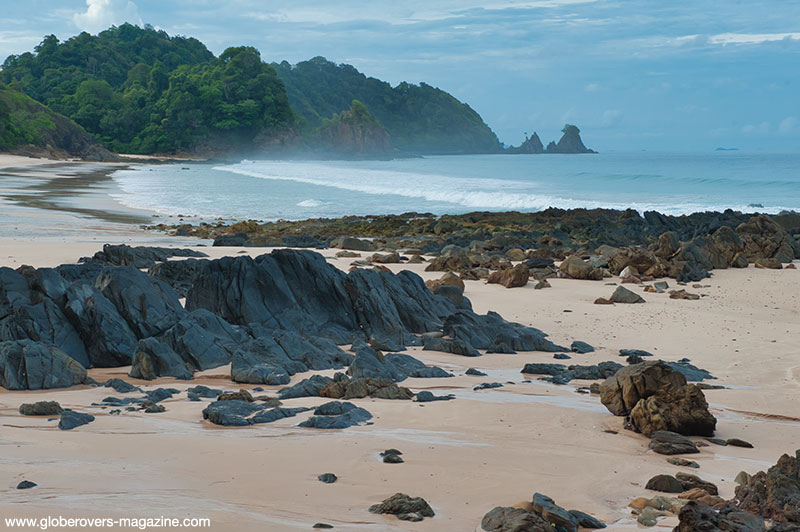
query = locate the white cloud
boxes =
[742,122,771,135]
[73,0,142,34]
[779,116,798,134]
[584,83,600,92]
[710,32,800,45]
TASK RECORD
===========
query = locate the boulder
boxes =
[610,286,645,303]
[630,382,716,437]
[202,400,310,426]
[481,506,551,532]
[19,401,63,416]
[129,338,193,380]
[320,377,414,400]
[559,255,604,280]
[425,272,465,293]
[649,431,700,455]
[488,264,530,288]
[735,451,800,523]
[0,340,87,390]
[369,493,435,522]
[600,361,686,416]
[571,340,595,354]
[83,244,207,269]
[532,493,579,532]
[58,410,95,430]
[278,375,335,399]
[331,236,374,251]
[646,474,685,493]
[298,401,373,429]
[673,500,769,532]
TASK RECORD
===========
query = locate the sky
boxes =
[1,0,798,152]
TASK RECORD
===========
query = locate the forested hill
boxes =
[272,57,502,155]
[0,24,294,154]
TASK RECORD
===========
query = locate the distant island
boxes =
[0,24,594,159]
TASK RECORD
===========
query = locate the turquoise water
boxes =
[111,152,800,221]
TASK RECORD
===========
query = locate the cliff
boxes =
[0,83,116,160]
[546,124,596,154]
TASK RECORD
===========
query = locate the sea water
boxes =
[111,152,800,221]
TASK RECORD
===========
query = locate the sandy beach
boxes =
[1,157,799,531]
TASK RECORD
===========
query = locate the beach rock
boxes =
[278,375,335,399]
[415,391,455,402]
[186,385,222,399]
[331,236,374,251]
[466,368,487,376]
[734,451,800,523]
[676,472,718,495]
[298,401,372,429]
[212,233,250,247]
[559,255,603,280]
[481,506,551,532]
[532,493,579,532]
[19,401,63,416]
[668,457,700,469]
[568,509,606,529]
[320,377,414,400]
[737,214,798,263]
[422,335,480,357]
[96,266,185,339]
[0,340,87,390]
[129,338,193,380]
[369,493,435,521]
[608,247,668,278]
[147,258,207,298]
[609,286,645,303]
[318,473,337,484]
[367,252,401,264]
[312,524,334,529]
[58,410,95,430]
[600,361,686,416]
[646,474,685,493]
[571,340,595,354]
[474,382,504,390]
[84,244,207,269]
[630,382,716,437]
[727,438,754,448]
[755,258,783,269]
[487,263,530,288]
[62,283,139,367]
[593,297,613,305]
[142,400,166,413]
[16,480,37,489]
[102,378,140,393]
[217,389,254,402]
[230,348,290,385]
[649,431,700,455]
[442,310,565,353]
[554,353,572,360]
[673,500,769,532]
[620,349,654,358]
[732,252,750,268]
[533,279,551,289]
[425,272,465,293]
[202,400,310,426]
[158,309,246,371]
[669,289,700,300]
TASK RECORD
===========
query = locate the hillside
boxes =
[0,82,114,159]
[306,99,399,158]
[272,57,502,155]
[1,25,294,154]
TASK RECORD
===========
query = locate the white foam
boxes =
[296,199,322,207]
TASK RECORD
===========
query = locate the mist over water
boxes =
[112,153,800,221]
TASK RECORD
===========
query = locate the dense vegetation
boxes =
[272,57,502,154]
[308,99,394,157]
[0,82,110,158]
[1,24,293,154]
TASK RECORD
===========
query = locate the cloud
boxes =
[73,0,142,34]
[779,116,798,134]
[710,32,800,45]
[584,83,600,92]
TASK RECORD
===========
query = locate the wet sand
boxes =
[1,156,799,531]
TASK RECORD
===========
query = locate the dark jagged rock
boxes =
[610,286,645,303]
[16,480,37,489]
[102,378,140,393]
[673,500,770,532]
[0,340,87,390]
[649,430,699,455]
[129,338,193,380]
[568,510,606,529]
[159,309,247,371]
[727,438,754,448]
[734,451,800,524]
[146,388,179,403]
[415,391,455,402]
[63,283,138,367]
[600,361,687,416]
[321,377,414,400]
[620,349,653,358]
[19,401,63,416]
[187,385,222,400]
[442,310,565,353]
[318,473,338,484]
[96,266,185,339]
[202,400,311,426]
[82,244,207,269]
[533,493,579,532]
[346,341,449,381]
[545,125,596,154]
[668,359,715,382]
[487,263,530,288]
[278,375,335,399]
[298,401,372,429]
[630,381,716,437]
[646,474,685,493]
[676,472,718,495]
[481,506,551,532]
[368,493,435,521]
[466,368,487,376]
[522,363,567,376]
[422,335,480,357]
[474,382,503,390]
[148,259,207,298]
[571,341,595,354]
[58,410,95,430]
[331,236,374,251]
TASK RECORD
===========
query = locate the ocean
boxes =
[110,152,800,222]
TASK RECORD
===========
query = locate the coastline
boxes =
[1,154,799,530]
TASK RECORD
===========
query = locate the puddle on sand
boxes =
[451,385,608,413]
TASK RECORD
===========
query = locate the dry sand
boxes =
[1,157,799,531]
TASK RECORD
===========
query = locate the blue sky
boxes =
[1,0,798,152]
